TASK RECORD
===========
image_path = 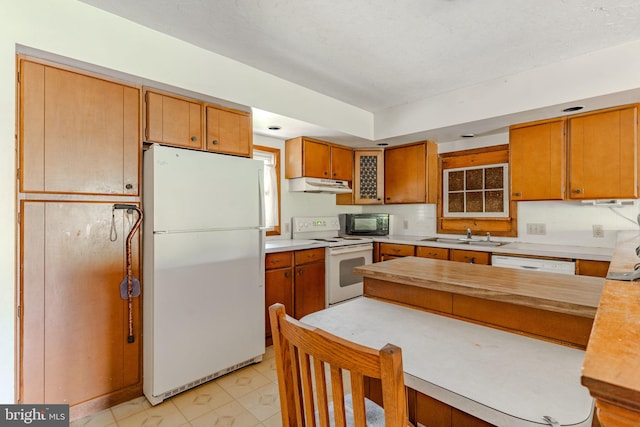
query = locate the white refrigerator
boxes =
[142,144,265,405]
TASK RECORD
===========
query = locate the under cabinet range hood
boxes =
[288,177,352,194]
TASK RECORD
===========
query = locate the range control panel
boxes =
[292,216,340,234]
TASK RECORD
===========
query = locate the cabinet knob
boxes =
[284,271,290,278]
[513,192,521,197]
[191,136,198,142]
[572,189,582,194]
[212,139,219,145]
[125,183,133,190]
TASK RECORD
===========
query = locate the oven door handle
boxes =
[329,244,373,255]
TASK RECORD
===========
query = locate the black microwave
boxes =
[339,213,389,236]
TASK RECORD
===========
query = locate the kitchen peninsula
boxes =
[354,256,603,347]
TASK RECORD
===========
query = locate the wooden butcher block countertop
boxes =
[354,256,604,319]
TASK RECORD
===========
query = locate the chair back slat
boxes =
[269,303,408,427]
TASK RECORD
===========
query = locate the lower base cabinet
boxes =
[265,247,325,340]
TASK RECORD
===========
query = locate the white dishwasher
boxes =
[491,255,576,275]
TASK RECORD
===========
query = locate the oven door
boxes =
[326,243,373,306]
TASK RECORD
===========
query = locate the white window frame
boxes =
[253,148,280,234]
[443,163,509,218]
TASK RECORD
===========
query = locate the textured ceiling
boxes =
[79,0,640,112]
[78,0,640,144]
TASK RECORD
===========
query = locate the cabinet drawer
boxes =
[294,248,325,265]
[450,249,490,265]
[265,251,293,270]
[416,246,449,260]
[379,243,415,257]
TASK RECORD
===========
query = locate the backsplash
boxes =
[364,201,640,249]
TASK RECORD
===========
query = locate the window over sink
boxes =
[438,145,517,237]
[443,163,509,218]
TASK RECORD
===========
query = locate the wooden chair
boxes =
[269,303,409,427]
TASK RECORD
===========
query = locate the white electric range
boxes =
[291,216,373,306]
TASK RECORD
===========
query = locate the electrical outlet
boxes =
[526,223,547,235]
[593,224,604,238]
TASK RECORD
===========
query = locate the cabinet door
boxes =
[449,249,490,265]
[21,201,141,405]
[416,246,449,260]
[20,60,139,195]
[510,119,565,200]
[331,146,353,181]
[146,90,202,149]
[265,267,294,336]
[304,139,331,178]
[294,261,326,319]
[379,243,415,258]
[354,150,385,204]
[206,106,252,157]
[568,106,638,199]
[385,143,426,203]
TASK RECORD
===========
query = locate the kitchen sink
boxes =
[419,237,506,246]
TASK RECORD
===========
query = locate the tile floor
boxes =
[70,346,283,427]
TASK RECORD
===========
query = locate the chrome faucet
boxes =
[486,232,491,241]
[466,228,472,239]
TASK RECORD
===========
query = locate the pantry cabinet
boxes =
[285,136,353,180]
[145,89,203,150]
[510,119,566,200]
[568,105,639,199]
[20,59,140,195]
[205,105,252,157]
[353,150,385,204]
[384,141,438,204]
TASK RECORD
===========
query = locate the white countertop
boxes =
[375,234,613,261]
[302,297,594,427]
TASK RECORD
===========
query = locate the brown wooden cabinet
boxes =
[576,259,610,278]
[285,136,353,180]
[205,105,252,157]
[416,246,449,260]
[20,59,140,195]
[510,119,566,200]
[20,201,141,410]
[264,252,294,339]
[449,249,491,265]
[384,141,438,204]
[294,248,326,319]
[378,243,415,261]
[568,105,639,199]
[145,89,203,150]
[353,150,385,204]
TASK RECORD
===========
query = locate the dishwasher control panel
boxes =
[491,255,576,275]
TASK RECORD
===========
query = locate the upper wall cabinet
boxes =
[205,105,252,157]
[145,89,203,150]
[510,119,566,201]
[568,105,638,199]
[384,141,438,204]
[353,150,384,204]
[285,137,353,181]
[20,59,140,195]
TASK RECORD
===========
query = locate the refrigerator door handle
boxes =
[257,169,266,288]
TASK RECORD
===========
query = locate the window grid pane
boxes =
[444,164,509,218]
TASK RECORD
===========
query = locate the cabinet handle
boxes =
[191,136,198,142]
[284,271,290,278]
[297,269,303,276]
[212,139,219,145]
[572,189,582,194]
[513,192,521,197]
[125,183,133,190]
[468,257,475,264]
